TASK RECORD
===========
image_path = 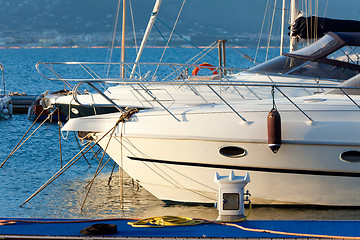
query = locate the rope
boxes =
[120,121,125,207]
[128,216,205,227]
[73,132,91,168]
[221,221,360,239]
[2,215,360,239]
[271,85,277,110]
[18,106,138,208]
[1,108,56,168]
[81,107,138,210]
[0,108,45,168]
[128,202,252,228]
[0,218,139,226]
[107,162,117,185]
[57,109,63,168]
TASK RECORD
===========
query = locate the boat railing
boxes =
[36,61,245,106]
[36,61,340,104]
[72,81,124,114]
[36,61,342,83]
[61,77,360,123]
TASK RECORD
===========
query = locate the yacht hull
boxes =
[91,107,360,206]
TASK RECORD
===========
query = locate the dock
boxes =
[9,94,37,114]
[0,218,360,239]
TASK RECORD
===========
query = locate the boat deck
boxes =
[0,218,360,239]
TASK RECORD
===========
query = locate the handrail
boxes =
[208,85,247,122]
[36,61,360,123]
[275,86,313,122]
[73,82,124,113]
[73,81,180,122]
[45,79,343,89]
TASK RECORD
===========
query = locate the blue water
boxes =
[0,47,359,220]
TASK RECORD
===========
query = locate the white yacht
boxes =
[62,70,360,206]
[61,32,360,205]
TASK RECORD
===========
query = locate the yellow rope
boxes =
[128,216,205,227]
[127,202,360,239]
[128,203,252,227]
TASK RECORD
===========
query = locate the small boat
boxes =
[0,63,13,119]
[27,89,68,122]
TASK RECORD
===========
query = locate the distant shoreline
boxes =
[0,45,284,49]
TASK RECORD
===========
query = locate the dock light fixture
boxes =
[214,171,250,221]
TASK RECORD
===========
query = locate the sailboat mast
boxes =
[121,0,126,78]
[280,0,286,55]
[130,0,163,77]
[289,0,299,52]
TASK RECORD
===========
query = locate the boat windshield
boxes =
[249,55,357,80]
[249,34,360,80]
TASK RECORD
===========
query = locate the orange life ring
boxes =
[192,63,218,76]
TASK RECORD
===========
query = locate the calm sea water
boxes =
[0,47,360,221]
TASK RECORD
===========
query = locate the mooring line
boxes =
[57,110,63,168]
[84,156,112,189]
[81,121,118,210]
[107,162,117,186]
[20,122,120,207]
[20,141,93,207]
[73,131,91,168]
[1,108,53,168]
[81,108,138,210]
[90,144,103,161]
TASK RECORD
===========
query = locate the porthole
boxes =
[219,146,246,158]
[71,108,79,114]
[340,150,360,163]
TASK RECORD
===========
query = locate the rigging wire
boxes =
[155,17,220,64]
[152,0,186,79]
[153,24,185,63]
[265,0,277,62]
[254,0,270,65]
[128,0,140,72]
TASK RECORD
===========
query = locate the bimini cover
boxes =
[290,16,360,39]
